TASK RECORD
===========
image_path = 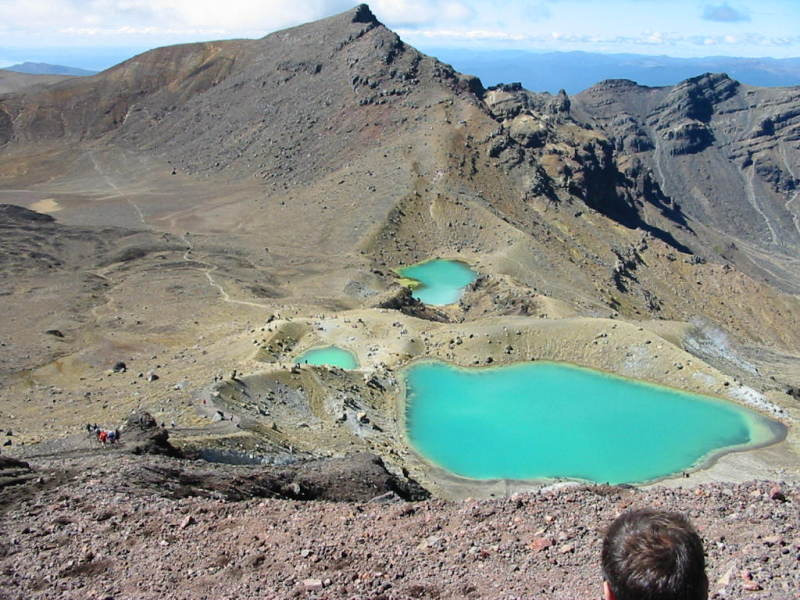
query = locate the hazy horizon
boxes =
[3,44,800,75]
[3,46,799,97]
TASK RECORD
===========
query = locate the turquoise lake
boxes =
[296,346,358,369]
[398,259,477,305]
[404,360,778,484]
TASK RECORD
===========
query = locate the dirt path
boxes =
[780,141,800,237]
[88,149,148,228]
[85,150,270,311]
[178,232,271,310]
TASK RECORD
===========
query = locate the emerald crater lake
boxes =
[404,361,781,484]
[398,259,477,305]
[295,346,358,369]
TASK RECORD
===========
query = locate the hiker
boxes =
[107,430,116,444]
[601,509,708,600]
[98,430,108,444]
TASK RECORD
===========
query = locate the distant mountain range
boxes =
[4,61,97,77]
[425,49,800,94]
[4,50,798,93]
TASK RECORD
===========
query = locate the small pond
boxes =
[295,345,358,369]
[403,360,782,484]
[397,259,477,305]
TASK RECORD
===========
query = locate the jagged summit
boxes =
[259,2,381,40]
[591,78,653,89]
[0,3,484,178]
[351,3,379,24]
[588,72,739,93]
[680,71,737,86]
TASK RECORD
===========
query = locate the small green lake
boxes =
[404,360,781,484]
[398,259,477,305]
[295,346,358,369]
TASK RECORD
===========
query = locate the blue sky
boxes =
[0,1,798,70]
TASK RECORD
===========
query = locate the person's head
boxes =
[601,509,708,600]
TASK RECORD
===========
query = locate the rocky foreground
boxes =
[0,451,797,600]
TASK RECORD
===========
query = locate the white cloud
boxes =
[151,0,347,31]
[397,28,526,41]
[0,0,797,59]
[399,25,800,56]
[368,1,473,27]
[58,25,228,37]
[0,0,355,42]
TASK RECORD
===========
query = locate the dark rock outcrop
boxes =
[663,120,714,155]
[573,72,800,265]
[0,455,35,490]
[655,73,739,124]
[370,284,420,310]
[481,83,692,251]
[0,204,55,223]
[0,109,13,145]
[129,452,429,502]
[121,411,182,458]
[371,284,449,322]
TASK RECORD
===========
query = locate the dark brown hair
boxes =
[602,509,708,600]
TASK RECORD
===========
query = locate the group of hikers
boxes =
[86,423,120,445]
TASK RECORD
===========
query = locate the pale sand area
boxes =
[29,198,61,213]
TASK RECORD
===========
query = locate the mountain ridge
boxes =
[425,48,800,94]
[5,61,97,76]
[573,72,800,263]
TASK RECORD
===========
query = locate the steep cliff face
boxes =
[478,82,690,249]
[573,74,800,261]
